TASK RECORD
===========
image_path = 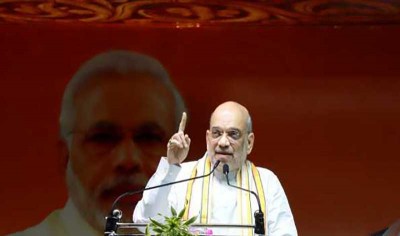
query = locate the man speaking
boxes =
[133,101,297,235]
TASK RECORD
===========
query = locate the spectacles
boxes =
[210,127,243,142]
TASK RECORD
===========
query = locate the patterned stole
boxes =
[183,156,267,235]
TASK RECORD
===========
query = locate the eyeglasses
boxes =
[210,127,243,142]
[69,122,167,155]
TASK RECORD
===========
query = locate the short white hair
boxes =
[59,50,186,139]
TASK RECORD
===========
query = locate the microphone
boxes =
[104,160,221,235]
[223,164,265,235]
[104,209,122,236]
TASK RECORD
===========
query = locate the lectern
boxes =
[104,210,264,236]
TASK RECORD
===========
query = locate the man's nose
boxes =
[113,138,143,173]
[218,133,230,148]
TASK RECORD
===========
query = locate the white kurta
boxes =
[8,200,99,236]
[133,156,297,236]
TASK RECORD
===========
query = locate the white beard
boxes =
[66,161,105,233]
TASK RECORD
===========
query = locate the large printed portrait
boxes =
[1,1,400,235]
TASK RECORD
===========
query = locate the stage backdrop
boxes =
[0,23,399,235]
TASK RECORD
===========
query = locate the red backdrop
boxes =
[0,23,399,235]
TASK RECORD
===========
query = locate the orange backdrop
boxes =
[0,23,399,235]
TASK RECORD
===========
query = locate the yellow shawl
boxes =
[183,156,266,235]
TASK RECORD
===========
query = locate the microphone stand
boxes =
[104,160,221,236]
[223,164,265,235]
[104,209,122,236]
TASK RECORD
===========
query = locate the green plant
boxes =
[145,206,197,236]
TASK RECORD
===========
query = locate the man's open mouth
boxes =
[215,152,233,161]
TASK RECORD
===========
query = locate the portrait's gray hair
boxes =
[59,50,186,140]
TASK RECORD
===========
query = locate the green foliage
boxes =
[145,206,197,236]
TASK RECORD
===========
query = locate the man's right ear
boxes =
[57,139,69,169]
[206,130,211,150]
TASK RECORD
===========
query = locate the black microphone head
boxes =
[112,209,122,219]
[213,160,221,169]
[210,160,221,171]
[223,164,229,175]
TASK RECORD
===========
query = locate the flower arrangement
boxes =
[145,206,197,236]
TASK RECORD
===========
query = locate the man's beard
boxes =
[65,162,149,233]
[66,162,107,232]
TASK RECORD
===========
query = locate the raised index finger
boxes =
[178,112,187,132]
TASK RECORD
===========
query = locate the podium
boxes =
[105,209,264,236]
[107,222,264,236]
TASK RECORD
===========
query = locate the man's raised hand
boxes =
[167,112,191,165]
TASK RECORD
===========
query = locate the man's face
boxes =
[65,73,176,230]
[206,107,254,173]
